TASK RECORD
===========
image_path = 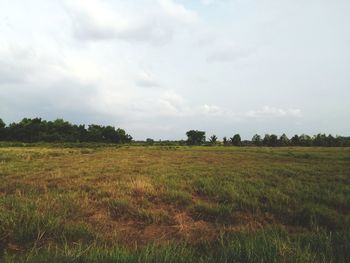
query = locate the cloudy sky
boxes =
[0,0,349,140]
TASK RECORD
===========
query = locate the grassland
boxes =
[0,145,349,262]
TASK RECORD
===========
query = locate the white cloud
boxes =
[65,0,125,39]
[158,0,198,24]
[200,0,215,6]
[64,0,198,45]
[136,71,161,88]
[200,104,222,115]
[155,91,189,116]
[128,93,302,120]
[207,46,255,63]
[198,104,302,120]
[245,106,302,118]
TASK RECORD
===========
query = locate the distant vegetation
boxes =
[0,118,349,146]
[185,130,350,147]
[0,118,132,143]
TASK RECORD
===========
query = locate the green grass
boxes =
[161,190,192,207]
[0,145,349,262]
[2,227,349,263]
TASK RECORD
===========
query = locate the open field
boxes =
[0,145,349,262]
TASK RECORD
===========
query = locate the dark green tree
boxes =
[222,136,228,146]
[125,134,133,143]
[279,133,290,146]
[0,117,132,144]
[87,124,104,142]
[230,134,241,146]
[186,130,206,145]
[263,134,270,146]
[299,134,312,146]
[0,118,6,140]
[269,134,278,146]
[116,128,132,143]
[313,133,327,146]
[209,135,218,144]
[326,134,336,147]
[103,126,118,142]
[146,138,154,145]
[0,118,5,129]
[291,135,300,146]
[263,134,278,146]
[252,134,262,146]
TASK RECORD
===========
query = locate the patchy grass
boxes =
[0,145,349,262]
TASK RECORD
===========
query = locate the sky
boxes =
[0,0,349,140]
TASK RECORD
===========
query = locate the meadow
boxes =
[0,145,349,262]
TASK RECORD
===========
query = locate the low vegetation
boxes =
[0,145,349,262]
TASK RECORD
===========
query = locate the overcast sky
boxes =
[0,0,349,140]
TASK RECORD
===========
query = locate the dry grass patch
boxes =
[127,177,155,197]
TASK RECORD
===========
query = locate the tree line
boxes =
[0,118,349,146]
[186,130,350,147]
[0,118,132,143]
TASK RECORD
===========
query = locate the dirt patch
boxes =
[85,199,275,247]
[86,206,219,246]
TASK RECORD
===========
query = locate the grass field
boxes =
[0,145,349,262]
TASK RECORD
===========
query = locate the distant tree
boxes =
[76,124,87,142]
[299,134,312,146]
[252,134,262,146]
[49,119,76,141]
[87,124,104,142]
[146,138,154,145]
[263,134,278,146]
[313,133,328,147]
[0,117,132,144]
[291,135,300,146]
[334,135,350,147]
[124,134,133,143]
[326,134,336,147]
[0,118,5,129]
[116,128,132,143]
[209,135,218,144]
[7,118,44,142]
[269,134,278,146]
[186,130,206,145]
[262,134,270,146]
[222,136,228,146]
[230,134,241,146]
[101,126,117,142]
[279,133,290,146]
[0,118,5,140]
